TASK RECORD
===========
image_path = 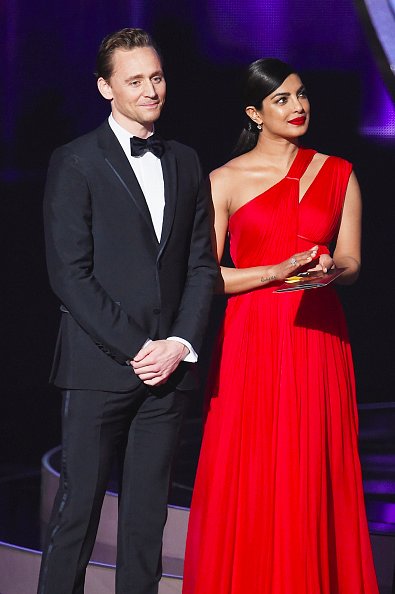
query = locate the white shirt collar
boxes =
[108,114,154,156]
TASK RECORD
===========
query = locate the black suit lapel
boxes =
[97,122,158,241]
[159,145,178,257]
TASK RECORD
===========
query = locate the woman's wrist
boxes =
[260,266,277,284]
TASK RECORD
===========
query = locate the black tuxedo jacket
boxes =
[43,121,217,392]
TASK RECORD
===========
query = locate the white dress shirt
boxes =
[108,115,197,362]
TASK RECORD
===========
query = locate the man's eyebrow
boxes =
[125,74,143,82]
[124,70,164,82]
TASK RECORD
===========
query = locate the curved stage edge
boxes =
[0,446,186,594]
[1,402,395,594]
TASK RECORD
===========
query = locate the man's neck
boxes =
[110,112,154,138]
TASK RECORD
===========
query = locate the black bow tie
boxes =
[130,133,165,158]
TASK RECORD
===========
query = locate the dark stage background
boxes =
[1,0,395,473]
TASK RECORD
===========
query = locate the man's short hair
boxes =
[95,28,161,81]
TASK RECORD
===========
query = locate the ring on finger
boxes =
[290,257,297,266]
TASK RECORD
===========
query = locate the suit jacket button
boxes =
[153,308,161,315]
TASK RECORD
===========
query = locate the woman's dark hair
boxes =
[233,58,296,157]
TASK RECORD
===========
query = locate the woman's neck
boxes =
[252,136,300,168]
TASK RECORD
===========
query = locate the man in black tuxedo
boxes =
[37,28,217,594]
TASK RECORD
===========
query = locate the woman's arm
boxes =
[210,168,317,295]
[332,171,362,285]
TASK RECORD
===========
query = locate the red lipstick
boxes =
[288,116,306,125]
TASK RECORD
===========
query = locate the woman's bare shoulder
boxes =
[210,153,251,182]
[209,156,251,206]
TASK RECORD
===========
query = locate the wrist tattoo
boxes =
[260,274,277,283]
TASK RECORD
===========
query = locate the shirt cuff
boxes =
[166,337,198,363]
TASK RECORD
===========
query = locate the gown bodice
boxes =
[228,148,352,269]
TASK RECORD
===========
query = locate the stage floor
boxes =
[0,404,394,593]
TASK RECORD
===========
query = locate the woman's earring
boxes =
[257,123,262,130]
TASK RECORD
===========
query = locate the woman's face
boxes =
[247,73,310,140]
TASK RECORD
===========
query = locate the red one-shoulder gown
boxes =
[183,148,379,594]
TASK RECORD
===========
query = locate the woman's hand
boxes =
[307,253,334,274]
[270,246,318,281]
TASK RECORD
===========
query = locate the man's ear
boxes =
[97,77,113,101]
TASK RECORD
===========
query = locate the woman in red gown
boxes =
[183,59,379,594]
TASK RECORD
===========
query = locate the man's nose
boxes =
[143,80,157,97]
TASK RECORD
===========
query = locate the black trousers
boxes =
[37,383,186,594]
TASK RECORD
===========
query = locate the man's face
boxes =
[98,46,166,134]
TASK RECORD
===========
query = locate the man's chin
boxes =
[141,115,162,127]
[143,105,163,118]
